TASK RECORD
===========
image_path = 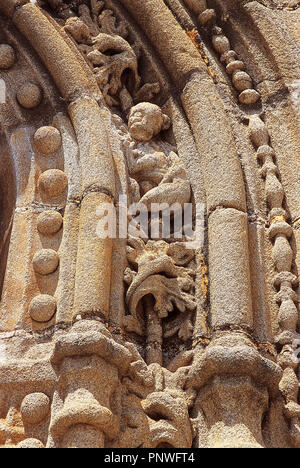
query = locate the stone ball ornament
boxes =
[32,249,59,275]
[0,44,16,69]
[37,210,63,235]
[239,89,260,105]
[38,169,68,199]
[33,126,62,156]
[21,393,51,425]
[16,82,42,109]
[18,439,45,448]
[29,294,57,322]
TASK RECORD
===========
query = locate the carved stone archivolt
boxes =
[0,0,300,449]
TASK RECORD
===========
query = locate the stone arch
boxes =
[1,0,297,342]
[0,2,105,329]
[0,0,253,338]
[0,0,299,448]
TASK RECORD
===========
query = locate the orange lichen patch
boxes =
[185,29,216,82]
[257,342,277,356]
[270,215,286,224]
[192,336,210,348]
[199,254,209,299]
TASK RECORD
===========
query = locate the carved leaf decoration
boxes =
[99,9,128,37]
[124,237,196,340]
[124,267,136,285]
[91,0,105,18]
[126,255,180,301]
[65,17,90,43]
[164,313,194,341]
[127,274,196,320]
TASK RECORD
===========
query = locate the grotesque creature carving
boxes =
[117,362,195,448]
[128,102,171,142]
[115,102,191,212]
[55,1,160,110]
[83,33,140,108]
[112,102,196,366]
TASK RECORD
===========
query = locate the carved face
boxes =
[128,103,171,142]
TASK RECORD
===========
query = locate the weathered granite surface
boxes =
[0,0,299,448]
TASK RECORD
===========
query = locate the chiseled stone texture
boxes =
[0,0,299,449]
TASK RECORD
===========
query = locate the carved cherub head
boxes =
[128,103,171,142]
